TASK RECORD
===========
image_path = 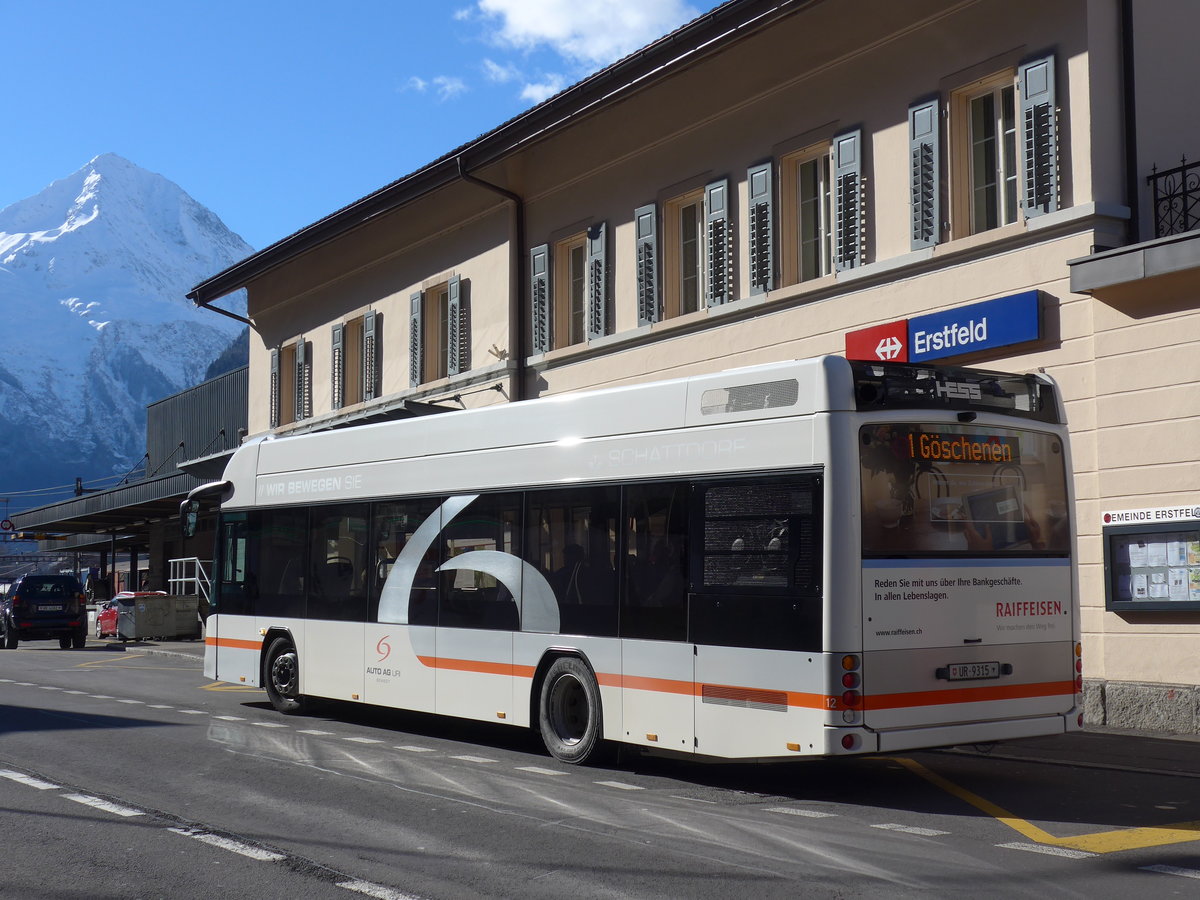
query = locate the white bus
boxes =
[189,356,1081,763]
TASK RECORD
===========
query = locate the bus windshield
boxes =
[860,422,1070,557]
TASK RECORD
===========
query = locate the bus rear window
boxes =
[860,423,1070,557]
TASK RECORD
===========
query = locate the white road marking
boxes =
[38,685,61,691]
[64,794,143,817]
[396,745,436,753]
[0,770,59,790]
[1142,864,1200,880]
[299,729,336,735]
[871,823,950,836]
[997,842,1095,859]
[170,827,286,861]
[89,694,114,699]
[451,755,496,763]
[595,781,643,791]
[337,879,423,900]
[767,807,837,818]
[61,690,87,695]
[516,766,568,776]
[252,721,289,728]
[147,704,174,709]
[117,699,144,704]
[344,737,385,745]
[177,709,207,715]
[213,715,246,721]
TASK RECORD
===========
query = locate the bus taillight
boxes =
[841,734,858,751]
[841,654,859,671]
[842,672,860,689]
[842,690,861,708]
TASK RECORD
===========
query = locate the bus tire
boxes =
[538,656,604,765]
[263,636,305,714]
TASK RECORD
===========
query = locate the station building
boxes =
[187,0,1200,732]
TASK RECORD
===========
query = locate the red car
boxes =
[95,592,166,640]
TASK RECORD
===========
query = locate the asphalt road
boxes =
[3,640,1200,899]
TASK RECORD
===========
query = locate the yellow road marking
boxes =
[889,756,1200,854]
[200,681,264,693]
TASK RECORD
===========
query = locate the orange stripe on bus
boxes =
[861,681,1075,711]
[416,655,537,679]
[206,636,264,651]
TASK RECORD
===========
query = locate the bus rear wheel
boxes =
[264,637,305,714]
[538,656,604,765]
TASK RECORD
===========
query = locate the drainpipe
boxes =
[456,157,526,401]
[1120,0,1140,243]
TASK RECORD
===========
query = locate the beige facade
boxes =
[191,0,1200,732]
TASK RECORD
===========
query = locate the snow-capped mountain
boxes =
[0,154,252,504]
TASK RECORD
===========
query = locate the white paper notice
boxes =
[1169,568,1189,601]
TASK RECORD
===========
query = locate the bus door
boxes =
[858,423,1076,733]
[690,476,825,758]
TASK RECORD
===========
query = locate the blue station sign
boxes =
[846,291,1043,363]
[906,290,1041,362]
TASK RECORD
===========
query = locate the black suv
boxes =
[1,575,88,650]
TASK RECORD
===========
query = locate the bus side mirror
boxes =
[181,500,200,539]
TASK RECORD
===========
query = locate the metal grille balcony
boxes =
[1149,157,1200,238]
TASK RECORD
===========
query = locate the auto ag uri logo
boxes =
[376,635,392,662]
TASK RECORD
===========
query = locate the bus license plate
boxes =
[947,661,1000,681]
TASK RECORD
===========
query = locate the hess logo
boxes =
[376,635,392,662]
[934,380,982,401]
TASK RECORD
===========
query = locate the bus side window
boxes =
[216,514,250,616]
[307,503,369,622]
[525,485,619,637]
[435,493,522,631]
[621,482,689,642]
[688,476,823,652]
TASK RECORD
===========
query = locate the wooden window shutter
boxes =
[295,339,311,421]
[363,310,378,401]
[530,243,550,354]
[634,203,660,325]
[586,222,607,340]
[833,129,863,271]
[447,275,463,376]
[409,292,423,388]
[269,347,280,429]
[331,323,344,410]
[1020,53,1057,218]
[909,100,940,249]
[705,178,732,305]
[747,162,774,294]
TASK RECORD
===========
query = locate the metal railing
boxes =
[168,557,211,604]
[1149,156,1200,238]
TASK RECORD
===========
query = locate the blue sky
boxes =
[1,0,723,252]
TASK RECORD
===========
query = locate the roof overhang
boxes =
[11,472,204,538]
[1069,229,1200,304]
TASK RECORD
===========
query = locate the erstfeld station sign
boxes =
[845,290,1041,363]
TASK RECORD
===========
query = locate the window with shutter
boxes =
[409,292,423,388]
[552,234,586,349]
[1019,54,1057,217]
[634,203,660,325]
[269,347,281,428]
[780,145,832,286]
[294,339,312,421]
[277,343,297,427]
[585,222,607,340]
[419,283,452,383]
[705,178,732,305]
[832,130,862,271]
[362,310,378,401]
[909,99,940,249]
[530,244,550,355]
[747,163,774,295]
[331,323,345,411]
[447,276,464,376]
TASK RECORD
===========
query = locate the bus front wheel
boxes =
[538,656,604,765]
[264,637,305,714]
